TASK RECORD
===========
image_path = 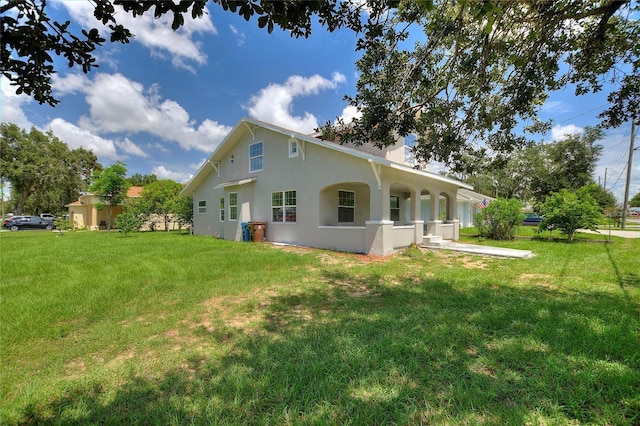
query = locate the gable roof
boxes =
[180,117,472,197]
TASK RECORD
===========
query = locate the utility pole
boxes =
[621,120,637,230]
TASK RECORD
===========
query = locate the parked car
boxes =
[40,213,56,221]
[2,215,26,228]
[3,215,54,231]
[523,213,543,226]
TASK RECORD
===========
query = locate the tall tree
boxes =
[89,161,130,230]
[137,180,183,231]
[0,123,101,214]
[127,173,157,187]
[530,127,604,204]
[630,191,640,207]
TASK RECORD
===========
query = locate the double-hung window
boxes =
[338,190,355,223]
[289,139,298,157]
[249,141,263,172]
[390,196,400,222]
[272,190,296,222]
[198,200,206,214]
[229,192,238,221]
[219,197,225,222]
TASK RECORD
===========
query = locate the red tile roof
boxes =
[126,186,144,197]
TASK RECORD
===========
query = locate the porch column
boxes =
[448,191,458,221]
[409,187,423,245]
[369,182,390,221]
[426,187,441,236]
[365,220,395,256]
[448,190,460,240]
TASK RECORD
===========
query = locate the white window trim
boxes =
[249,141,263,173]
[289,139,299,158]
[219,197,225,222]
[338,189,355,224]
[229,192,238,221]
[198,200,207,214]
[272,190,297,223]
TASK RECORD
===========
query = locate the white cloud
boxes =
[336,105,362,124]
[60,2,216,72]
[244,73,347,133]
[190,158,209,170]
[116,138,149,158]
[152,166,192,183]
[1,76,33,128]
[52,73,90,96]
[551,124,584,141]
[230,25,246,46]
[46,118,120,160]
[71,73,231,152]
[542,100,572,114]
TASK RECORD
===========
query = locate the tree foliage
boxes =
[323,1,638,171]
[3,1,637,169]
[172,195,194,233]
[137,180,183,231]
[127,173,158,187]
[89,161,129,230]
[529,128,604,204]
[581,183,617,210]
[538,187,602,243]
[0,123,101,214]
[475,198,523,241]
[456,127,605,205]
[629,191,640,207]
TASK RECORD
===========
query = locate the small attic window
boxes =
[229,154,235,165]
[289,139,298,158]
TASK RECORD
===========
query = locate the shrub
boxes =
[475,198,524,240]
[538,188,602,243]
[114,211,141,236]
[53,217,72,234]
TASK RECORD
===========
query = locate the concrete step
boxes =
[422,235,452,246]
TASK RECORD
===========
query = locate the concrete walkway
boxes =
[578,229,640,239]
[423,242,533,258]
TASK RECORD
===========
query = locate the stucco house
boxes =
[66,186,144,230]
[180,117,476,256]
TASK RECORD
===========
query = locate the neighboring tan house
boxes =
[66,186,143,230]
[180,117,476,256]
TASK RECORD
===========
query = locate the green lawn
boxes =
[1,230,639,425]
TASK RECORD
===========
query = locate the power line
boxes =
[556,103,611,125]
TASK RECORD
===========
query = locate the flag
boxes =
[477,199,486,209]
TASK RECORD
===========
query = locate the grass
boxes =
[1,230,639,425]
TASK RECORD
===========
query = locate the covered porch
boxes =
[315,179,461,256]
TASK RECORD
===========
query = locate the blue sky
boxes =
[1,2,638,203]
